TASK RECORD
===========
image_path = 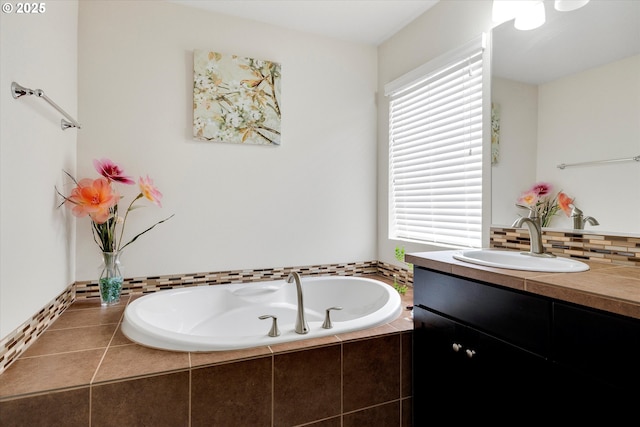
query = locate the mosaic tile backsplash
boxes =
[0,260,412,374]
[2,227,638,374]
[490,227,640,266]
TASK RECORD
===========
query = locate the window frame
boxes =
[385,34,491,249]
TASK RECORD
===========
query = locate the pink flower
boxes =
[65,178,119,224]
[93,158,135,185]
[57,160,174,253]
[518,190,539,207]
[139,175,163,207]
[530,182,552,196]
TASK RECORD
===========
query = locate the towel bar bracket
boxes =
[11,81,81,131]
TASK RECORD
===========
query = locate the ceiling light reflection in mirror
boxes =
[492,0,590,31]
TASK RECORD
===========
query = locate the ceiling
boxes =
[492,0,640,84]
[166,0,440,46]
[168,1,639,84]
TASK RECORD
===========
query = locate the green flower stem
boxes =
[91,210,117,252]
[117,193,143,251]
[117,213,175,253]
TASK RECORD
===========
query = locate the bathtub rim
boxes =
[120,275,403,352]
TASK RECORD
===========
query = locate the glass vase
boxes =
[99,251,123,306]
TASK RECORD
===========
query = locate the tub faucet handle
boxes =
[259,315,280,337]
[322,307,343,329]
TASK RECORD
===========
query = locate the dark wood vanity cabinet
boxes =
[413,267,639,423]
[413,268,553,423]
[552,301,640,408]
[413,306,552,423]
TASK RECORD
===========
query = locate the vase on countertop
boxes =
[99,251,123,306]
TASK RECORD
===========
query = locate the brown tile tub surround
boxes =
[0,275,414,427]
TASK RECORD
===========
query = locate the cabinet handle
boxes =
[452,343,463,352]
[465,349,476,359]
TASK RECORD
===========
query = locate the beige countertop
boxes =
[406,250,640,320]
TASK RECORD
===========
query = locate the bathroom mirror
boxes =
[491,0,640,234]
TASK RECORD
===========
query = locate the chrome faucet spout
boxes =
[511,216,551,256]
[286,272,309,334]
[583,216,599,226]
[571,206,599,229]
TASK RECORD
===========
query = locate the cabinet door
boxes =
[414,306,552,424]
[552,302,639,420]
[553,302,640,388]
[414,267,550,356]
[413,305,474,424]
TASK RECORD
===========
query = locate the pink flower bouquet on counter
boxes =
[516,182,573,227]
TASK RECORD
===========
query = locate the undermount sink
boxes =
[453,249,590,273]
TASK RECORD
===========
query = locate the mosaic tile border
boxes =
[377,260,414,286]
[0,285,74,375]
[7,227,636,375]
[0,261,413,375]
[490,227,640,266]
[75,260,380,300]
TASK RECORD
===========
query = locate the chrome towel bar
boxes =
[557,155,640,169]
[11,81,81,130]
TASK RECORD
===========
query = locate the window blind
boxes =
[387,37,485,248]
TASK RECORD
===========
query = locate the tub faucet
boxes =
[287,272,309,334]
[571,206,599,230]
[511,214,554,257]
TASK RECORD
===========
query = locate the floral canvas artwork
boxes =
[193,50,281,145]
[491,102,500,165]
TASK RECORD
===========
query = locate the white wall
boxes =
[75,1,378,280]
[491,77,538,226]
[0,0,377,340]
[0,1,78,338]
[376,0,494,264]
[537,55,640,231]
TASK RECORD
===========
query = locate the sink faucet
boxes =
[571,206,599,230]
[511,214,554,257]
[512,216,544,255]
[286,272,309,334]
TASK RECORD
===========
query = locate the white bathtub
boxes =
[121,275,403,352]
